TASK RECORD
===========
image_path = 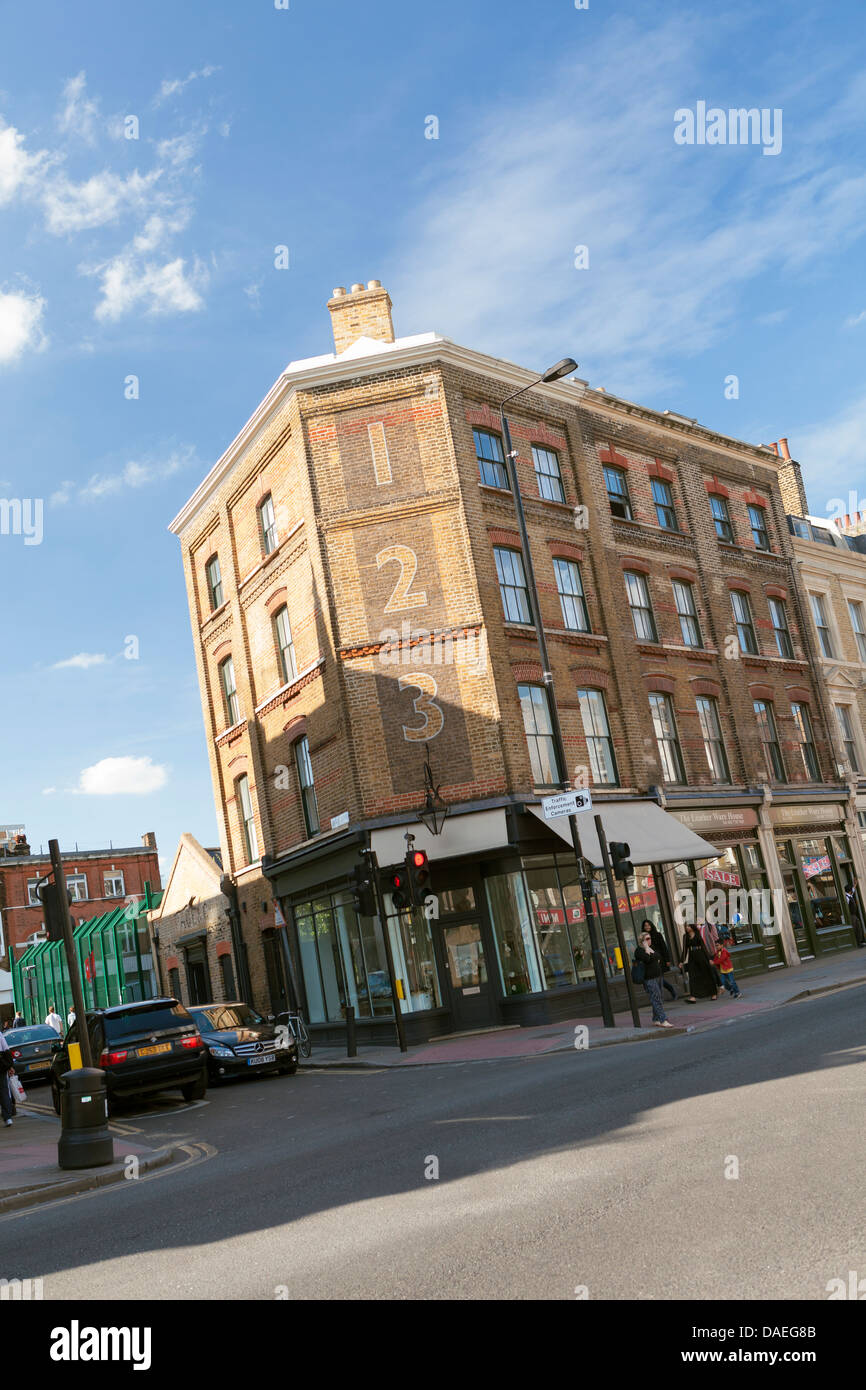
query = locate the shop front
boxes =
[264,800,721,1042]
[666,804,786,977]
[770,802,860,960]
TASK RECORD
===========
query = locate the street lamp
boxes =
[417,744,449,837]
[499,360,615,1027]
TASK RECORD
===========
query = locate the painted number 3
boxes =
[399,673,444,742]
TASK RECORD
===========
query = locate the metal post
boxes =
[345,1004,357,1057]
[363,847,408,1052]
[48,840,93,1069]
[501,407,615,1026]
[596,817,642,1027]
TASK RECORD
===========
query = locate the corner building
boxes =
[170,283,865,1042]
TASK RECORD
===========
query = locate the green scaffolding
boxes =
[10,891,161,1025]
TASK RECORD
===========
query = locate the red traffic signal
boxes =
[388,870,408,911]
[405,848,431,906]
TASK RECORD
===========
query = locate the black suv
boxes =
[189,1002,298,1082]
[50,998,208,1114]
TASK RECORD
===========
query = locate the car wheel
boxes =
[51,1080,61,1116]
[181,1072,207,1103]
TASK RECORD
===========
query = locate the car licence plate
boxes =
[137,1043,172,1057]
[28,1061,50,1070]
[247,1054,275,1066]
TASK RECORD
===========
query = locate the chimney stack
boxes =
[327,280,395,355]
[773,437,808,518]
[142,831,157,850]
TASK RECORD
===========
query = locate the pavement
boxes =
[0,1105,177,1214]
[4,980,866,1302]
[306,946,866,1067]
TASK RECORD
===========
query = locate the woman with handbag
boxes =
[644,920,677,1000]
[0,1029,14,1127]
[680,922,719,1002]
[633,930,674,1027]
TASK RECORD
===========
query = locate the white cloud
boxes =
[42,787,56,796]
[53,652,108,669]
[0,120,46,204]
[57,71,100,144]
[844,309,866,327]
[0,288,46,363]
[792,392,866,515]
[91,251,207,323]
[153,66,220,107]
[53,445,197,504]
[756,310,790,326]
[77,755,168,796]
[390,20,866,398]
[41,167,162,235]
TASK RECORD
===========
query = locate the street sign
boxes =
[541,788,593,820]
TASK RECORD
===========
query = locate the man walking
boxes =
[45,1002,64,1034]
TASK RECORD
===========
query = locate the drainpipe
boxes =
[220,873,253,1004]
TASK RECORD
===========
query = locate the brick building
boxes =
[149,833,249,1008]
[787,502,866,869]
[0,832,162,959]
[169,282,864,1040]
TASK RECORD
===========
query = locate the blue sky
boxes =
[0,0,864,875]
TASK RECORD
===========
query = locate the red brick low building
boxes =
[0,833,161,959]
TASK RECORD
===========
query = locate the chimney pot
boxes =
[332,286,346,298]
[770,442,780,455]
[327,279,395,354]
[779,436,791,459]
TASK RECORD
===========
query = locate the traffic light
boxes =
[349,865,377,918]
[385,867,408,911]
[405,848,431,907]
[36,879,69,942]
[609,842,633,880]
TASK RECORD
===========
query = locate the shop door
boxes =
[262,931,289,1015]
[185,949,212,1005]
[782,869,814,960]
[441,920,495,1031]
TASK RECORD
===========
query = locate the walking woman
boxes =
[633,930,674,1027]
[680,922,719,1002]
[643,919,677,1000]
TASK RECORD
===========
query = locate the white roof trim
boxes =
[168,333,782,538]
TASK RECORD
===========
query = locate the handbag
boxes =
[9,1075,26,1106]
[631,959,646,984]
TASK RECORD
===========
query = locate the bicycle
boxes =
[277,1010,312,1059]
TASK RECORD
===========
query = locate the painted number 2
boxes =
[399,673,444,742]
[376,545,428,613]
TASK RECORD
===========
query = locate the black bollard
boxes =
[345,1004,357,1058]
[58,1068,114,1170]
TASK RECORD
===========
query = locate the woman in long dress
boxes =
[680,923,718,1002]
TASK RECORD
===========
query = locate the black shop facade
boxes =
[261,797,720,1046]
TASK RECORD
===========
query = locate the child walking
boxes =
[711,942,742,998]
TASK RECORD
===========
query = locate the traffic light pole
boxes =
[48,839,94,1069]
[362,847,408,1053]
[500,405,615,1027]
[596,817,642,1028]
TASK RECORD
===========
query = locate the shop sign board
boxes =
[771,803,844,827]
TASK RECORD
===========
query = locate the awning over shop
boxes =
[370,808,510,866]
[529,799,719,869]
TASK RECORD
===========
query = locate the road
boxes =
[3,985,865,1300]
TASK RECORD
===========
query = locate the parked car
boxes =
[189,1002,298,1082]
[5,1024,62,1086]
[50,998,208,1115]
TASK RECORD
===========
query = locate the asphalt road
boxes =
[3,985,865,1300]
